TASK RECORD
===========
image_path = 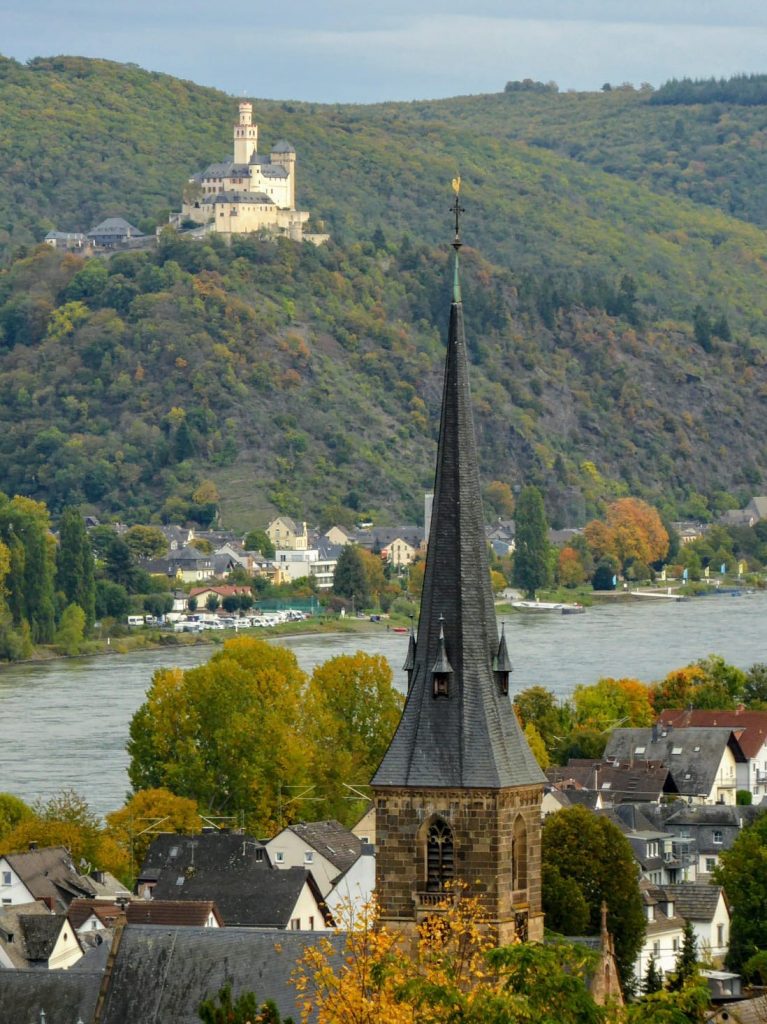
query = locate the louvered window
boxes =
[426,820,454,892]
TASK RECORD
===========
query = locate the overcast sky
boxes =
[3,0,767,103]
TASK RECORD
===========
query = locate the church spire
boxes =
[372,187,544,791]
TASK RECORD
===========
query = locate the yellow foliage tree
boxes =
[573,677,655,732]
[105,787,202,871]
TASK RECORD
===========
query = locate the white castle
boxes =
[178,101,321,242]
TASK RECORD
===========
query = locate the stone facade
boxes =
[375,785,544,944]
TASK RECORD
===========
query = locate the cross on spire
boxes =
[451,176,464,250]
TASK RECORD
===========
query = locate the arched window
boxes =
[426,819,454,892]
[512,814,528,892]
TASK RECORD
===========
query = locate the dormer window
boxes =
[493,624,513,696]
[431,617,453,699]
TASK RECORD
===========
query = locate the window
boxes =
[309,916,315,930]
[426,819,454,893]
[672,746,683,755]
[713,830,723,845]
[653,941,660,956]
[304,851,314,864]
[290,918,300,930]
[706,857,716,872]
[1,871,11,886]
[718,924,725,946]
[274,851,285,864]
[635,746,646,755]
[672,938,679,952]
[512,815,528,891]
[1,898,11,906]
[255,848,264,862]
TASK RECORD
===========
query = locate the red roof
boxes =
[658,708,767,759]
[67,898,126,930]
[189,585,250,598]
[125,900,222,927]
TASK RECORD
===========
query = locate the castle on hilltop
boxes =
[177,101,323,243]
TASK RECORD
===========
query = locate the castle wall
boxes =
[374,785,543,944]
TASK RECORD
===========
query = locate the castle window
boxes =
[425,819,454,892]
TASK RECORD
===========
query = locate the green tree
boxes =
[127,637,310,830]
[333,545,371,608]
[56,507,96,632]
[95,579,131,620]
[542,863,590,934]
[143,593,173,619]
[668,921,698,991]
[0,793,34,840]
[302,652,404,824]
[198,983,284,1024]
[205,593,220,611]
[513,686,571,754]
[542,805,645,987]
[512,485,550,599]
[0,495,56,643]
[124,525,169,559]
[642,954,663,995]
[714,809,767,971]
[54,602,86,656]
[244,529,275,558]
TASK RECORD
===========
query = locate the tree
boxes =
[244,529,275,558]
[105,787,202,871]
[557,546,586,587]
[542,863,590,934]
[592,558,618,591]
[123,525,168,559]
[669,921,698,991]
[542,805,645,986]
[714,810,767,971]
[513,686,571,755]
[0,793,33,840]
[56,507,96,633]
[143,593,173,619]
[205,593,220,611]
[95,578,131,620]
[333,545,371,608]
[198,983,284,1024]
[0,494,56,642]
[484,480,516,518]
[573,677,655,732]
[55,602,86,656]
[642,954,663,995]
[302,653,403,824]
[585,499,669,574]
[295,890,606,1024]
[127,637,310,830]
[512,485,550,599]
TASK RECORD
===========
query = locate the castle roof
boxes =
[206,191,275,206]
[202,160,250,178]
[372,241,544,791]
[272,140,296,153]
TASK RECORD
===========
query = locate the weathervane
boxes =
[451,176,464,250]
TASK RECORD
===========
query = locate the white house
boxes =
[664,884,731,963]
[0,847,97,912]
[267,820,363,898]
[0,903,84,970]
[325,844,375,922]
[635,883,686,985]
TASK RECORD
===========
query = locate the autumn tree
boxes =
[295,891,606,1024]
[542,805,645,987]
[0,793,33,840]
[484,480,516,518]
[584,499,668,574]
[127,637,310,831]
[557,546,586,587]
[302,653,403,824]
[512,485,550,599]
[105,787,202,871]
[513,686,572,756]
[358,547,387,607]
[573,677,655,732]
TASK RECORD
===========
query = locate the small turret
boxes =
[493,623,513,695]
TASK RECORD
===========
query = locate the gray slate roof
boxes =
[603,726,744,798]
[662,883,727,922]
[99,926,346,1024]
[207,190,275,205]
[4,846,96,909]
[20,913,69,961]
[372,255,544,790]
[272,139,296,153]
[0,968,102,1024]
[88,217,141,238]
[288,820,362,875]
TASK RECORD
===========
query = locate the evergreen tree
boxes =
[332,544,371,608]
[669,920,698,990]
[512,485,550,599]
[693,305,713,351]
[57,507,96,633]
[643,953,663,994]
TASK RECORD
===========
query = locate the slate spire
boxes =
[373,195,544,790]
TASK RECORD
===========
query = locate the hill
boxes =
[1,57,767,528]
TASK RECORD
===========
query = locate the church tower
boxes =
[233,101,258,164]
[372,189,546,944]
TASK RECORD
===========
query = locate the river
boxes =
[1,591,765,816]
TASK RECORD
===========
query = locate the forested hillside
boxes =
[2,57,767,527]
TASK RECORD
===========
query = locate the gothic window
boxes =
[426,819,454,892]
[512,814,528,891]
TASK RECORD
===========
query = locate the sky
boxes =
[3,0,767,103]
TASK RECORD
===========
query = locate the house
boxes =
[138,832,330,930]
[546,759,674,805]
[744,496,767,523]
[635,882,686,984]
[600,805,681,885]
[44,230,89,251]
[658,707,767,799]
[325,843,375,922]
[603,726,746,805]
[351,803,376,847]
[0,902,84,970]
[87,217,143,248]
[354,526,425,562]
[266,516,309,551]
[188,584,251,608]
[663,884,731,963]
[0,846,97,912]
[266,820,363,897]
[141,545,215,583]
[125,899,222,927]
[97,927,345,1024]
[324,525,353,546]
[160,525,195,551]
[67,898,126,937]
[645,803,760,882]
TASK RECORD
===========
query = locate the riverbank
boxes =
[0,615,392,670]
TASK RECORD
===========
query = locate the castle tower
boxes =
[372,191,546,944]
[271,141,297,210]
[234,101,258,165]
